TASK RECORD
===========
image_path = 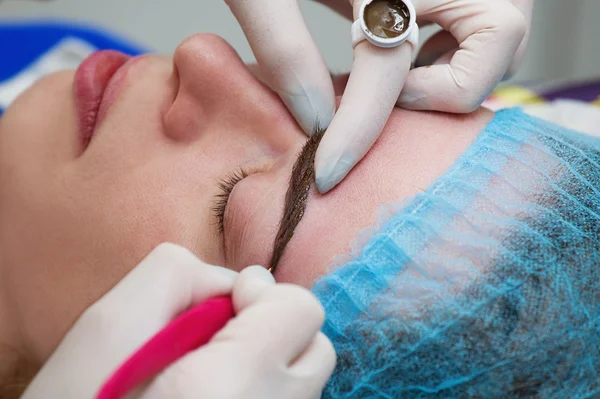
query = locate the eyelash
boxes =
[212,168,250,233]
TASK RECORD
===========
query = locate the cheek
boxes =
[0,71,78,163]
[0,159,217,360]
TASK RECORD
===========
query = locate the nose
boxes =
[164,33,300,149]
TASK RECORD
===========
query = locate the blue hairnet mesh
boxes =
[313,108,600,398]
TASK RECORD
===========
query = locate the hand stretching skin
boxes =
[225,0,533,193]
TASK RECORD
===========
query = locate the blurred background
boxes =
[1,0,599,84]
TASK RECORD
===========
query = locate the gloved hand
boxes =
[22,243,335,399]
[144,266,336,399]
[224,0,534,193]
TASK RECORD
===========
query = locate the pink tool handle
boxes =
[96,296,234,399]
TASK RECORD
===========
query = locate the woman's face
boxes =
[0,34,490,361]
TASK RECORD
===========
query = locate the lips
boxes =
[74,51,131,150]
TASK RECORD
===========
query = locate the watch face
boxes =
[364,0,411,39]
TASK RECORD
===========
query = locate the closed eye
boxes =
[212,168,249,234]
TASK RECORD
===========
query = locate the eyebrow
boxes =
[268,127,326,273]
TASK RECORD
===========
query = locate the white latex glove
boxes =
[225,0,534,193]
[23,243,335,399]
[143,266,336,399]
[22,243,237,399]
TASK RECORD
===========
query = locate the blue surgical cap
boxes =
[313,108,600,398]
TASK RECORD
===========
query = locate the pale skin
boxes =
[0,34,492,373]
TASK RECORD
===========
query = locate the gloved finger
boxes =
[288,332,336,388]
[397,0,527,113]
[143,325,333,399]
[87,243,236,329]
[315,42,413,194]
[414,29,458,68]
[80,244,234,376]
[81,242,236,363]
[506,0,536,77]
[224,283,327,365]
[23,243,237,399]
[232,265,276,312]
[415,0,534,78]
[224,0,336,135]
[143,284,329,398]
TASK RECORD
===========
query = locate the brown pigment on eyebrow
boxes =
[268,127,326,274]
